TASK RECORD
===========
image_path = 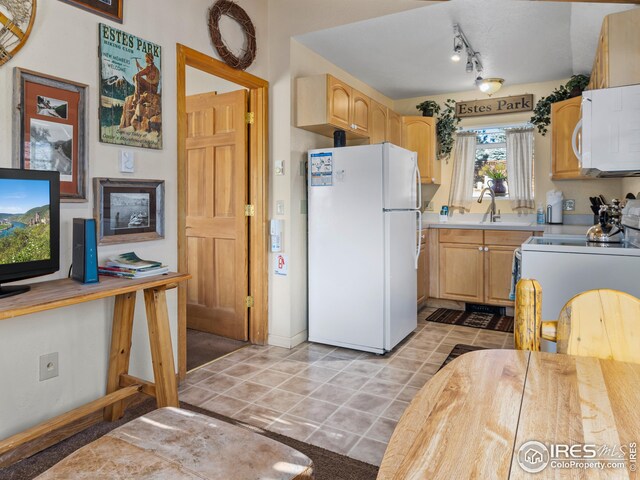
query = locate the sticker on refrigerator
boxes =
[274,253,288,276]
[310,152,333,186]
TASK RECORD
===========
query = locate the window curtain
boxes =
[448,131,477,213]
[505,127,535,210]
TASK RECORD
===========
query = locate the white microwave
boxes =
[572,84,640,177]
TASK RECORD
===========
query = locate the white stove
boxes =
[521,233,640,352]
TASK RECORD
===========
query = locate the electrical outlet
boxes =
[39,352,59,381]
[275,160,284,176]
[563,199,575,211]
[276,200,285,215]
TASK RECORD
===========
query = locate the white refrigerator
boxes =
[307,143,421,354]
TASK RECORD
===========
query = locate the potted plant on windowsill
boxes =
[479,162,508,196]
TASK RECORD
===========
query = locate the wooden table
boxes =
[0,272,190,467]
[378,350,640,479]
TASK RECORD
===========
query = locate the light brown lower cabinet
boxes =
[437,229,533,307]
[417,230,428,307]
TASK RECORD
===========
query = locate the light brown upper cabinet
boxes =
[551,96,587,180]
[586,8,640,91]
[402,116,440,184]
[387,109,402,146]
[297,74,371,139]
[369,99,388,144]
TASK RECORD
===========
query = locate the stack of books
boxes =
[99,252,169,279]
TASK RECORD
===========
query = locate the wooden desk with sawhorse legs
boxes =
[0,272,190,467]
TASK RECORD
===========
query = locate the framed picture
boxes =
[93,178,164,245]
[58,0,123,23]
[13,68,88,202]
[98,23,162,150]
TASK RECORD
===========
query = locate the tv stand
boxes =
[0,284,30,299]
[0,272,190,467]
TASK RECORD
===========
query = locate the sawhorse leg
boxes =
[144,286,179,407]
[104,291,137,421]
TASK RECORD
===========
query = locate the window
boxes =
[473,128,507,198]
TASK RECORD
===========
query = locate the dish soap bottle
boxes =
[536,203,545,224]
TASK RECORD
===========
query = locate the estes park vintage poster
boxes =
[99,24,162,149]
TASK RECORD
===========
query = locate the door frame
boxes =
[176,44,269,378]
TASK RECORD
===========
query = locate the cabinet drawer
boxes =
[439,229,483,245]
[484,230,534,246]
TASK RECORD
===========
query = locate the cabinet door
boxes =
[402,116,439,184]
[327,75,352,131]
[351,88,370,135]
[439,243,484,303]
[484,245,516,306]
[417,232,428,306]
[551,97,585,180]
[370,100,388,145]
[387,109,402,145]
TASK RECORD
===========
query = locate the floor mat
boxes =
[438,344,486,371]
[426,308,514,333]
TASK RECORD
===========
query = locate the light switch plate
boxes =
[276,200,285,215]
[120,150,135,173]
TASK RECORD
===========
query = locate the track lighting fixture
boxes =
[450,24,503,94]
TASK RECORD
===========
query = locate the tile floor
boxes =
[179,307,514,466]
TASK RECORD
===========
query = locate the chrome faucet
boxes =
[478,187,501,222]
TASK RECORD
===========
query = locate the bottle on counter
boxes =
[439,205,449,223]
[536,203,545,224]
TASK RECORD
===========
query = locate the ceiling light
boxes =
[451,45,462,62]
[478,78,504,96]
[465,54,474,73]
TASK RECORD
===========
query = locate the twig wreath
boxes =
[208,0,256,70]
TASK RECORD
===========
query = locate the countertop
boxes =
[421,220,590,236]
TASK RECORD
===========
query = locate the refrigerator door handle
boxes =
[415,210,422,270]
[414,160,422,210]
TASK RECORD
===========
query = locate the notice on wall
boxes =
[310,152,333,186]
[274,253,288,276]
[455,94,534,118]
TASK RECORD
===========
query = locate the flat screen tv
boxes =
[0,168,60,298]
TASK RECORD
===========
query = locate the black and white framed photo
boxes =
[13,68,88,201]
[93,178,164,245]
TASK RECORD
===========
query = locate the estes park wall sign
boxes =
[455,94,534,118]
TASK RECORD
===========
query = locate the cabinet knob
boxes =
[484,246,489,252]
[478,246,483,251]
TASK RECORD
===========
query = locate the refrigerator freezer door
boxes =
[308,146,385,353]
[383,143,418,210]
[384,210,418,351]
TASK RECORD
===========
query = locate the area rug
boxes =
[426,308,514,333]
[0,397,378,480]
[187,328,247,371]
[438,344,485,372]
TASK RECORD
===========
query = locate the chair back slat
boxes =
[557,289,640,363]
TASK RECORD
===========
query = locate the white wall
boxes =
[0,0,267,439]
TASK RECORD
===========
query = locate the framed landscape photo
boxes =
[58,0,123,23]
[13,68,88,202]
[93,178,164,245]
[99,23,163,149]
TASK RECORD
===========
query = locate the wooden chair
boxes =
[514,278,640,364]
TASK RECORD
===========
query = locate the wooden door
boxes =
[417,230,428,307]
[402,116,438,184]
[439,243,484,303]
[551,97,584,180]
[484,245,516,306]
[327,75,351,131]
[387,109,402,145]
[351,87,370,135]
[370,100,387,144]
[185,90,249,340]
